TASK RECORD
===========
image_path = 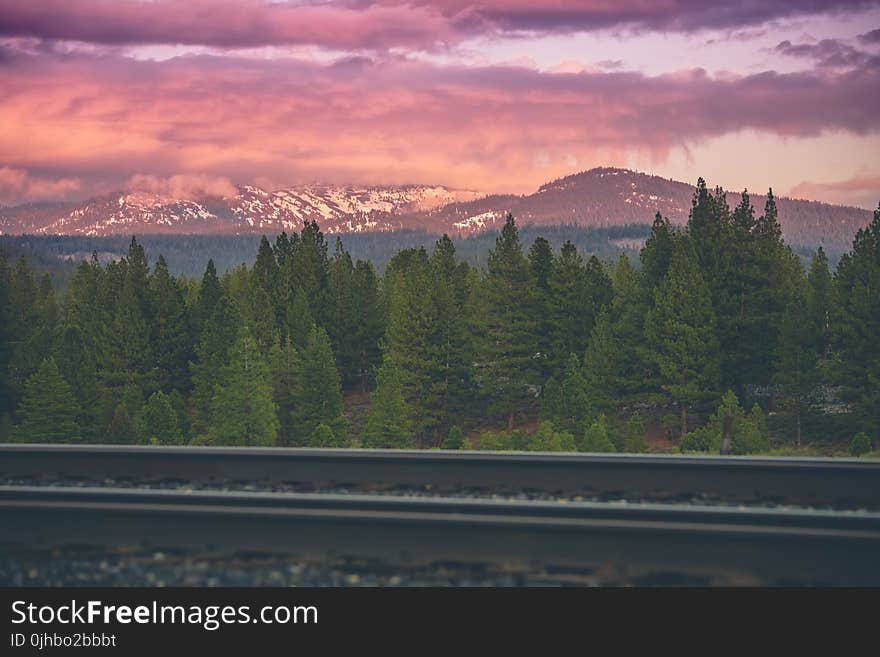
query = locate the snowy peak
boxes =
[1,169,872,252]
[14,184,483,237]
[228,184,482,234]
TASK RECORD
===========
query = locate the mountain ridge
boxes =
[1,168,874,251]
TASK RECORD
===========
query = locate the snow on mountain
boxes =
[11,184,483,237]
[1,168,872,252]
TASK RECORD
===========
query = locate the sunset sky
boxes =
[1,1,879,208]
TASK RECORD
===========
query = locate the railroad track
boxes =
[3,445,880,584]
[1,485,879,585]
[2,444,880,508]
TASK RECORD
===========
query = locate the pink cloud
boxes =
[128,173,238,200]
[789,174,880,208]
[0,166,80,205]
[0,1,875,51]
[0,1,456,51]
[0,50,878,201]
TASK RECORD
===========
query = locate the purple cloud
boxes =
[0,1,877,51]
[775,38,880,68]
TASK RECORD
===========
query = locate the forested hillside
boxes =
[1,181,878,455]
[0,224,649,284]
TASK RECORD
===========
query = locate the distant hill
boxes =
[408,168,873,253]
[1,167,873,253]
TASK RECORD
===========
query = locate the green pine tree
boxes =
[540,353,593,435]
[350,260,384,392]
[194,259,223,334]
[149,256,191,393]
[621,411,647,453]
[190,296,241,435]
[477,214,538,433]
[527,420,576,452]
[290,325,345,445]
[363,358,415,449]
[441,425,465,450]
[271,336,300,447]
[833,203,880,443]
[139,391,183,445]
[206,324,279,446]
[774,291,819,446]
[645,236,719,436]
[14,358,81,443]
[426,235,472,443]
[581,414,615,453]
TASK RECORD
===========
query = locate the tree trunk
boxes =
[507,410,514,436]
[680,403,687,437]
[796,411,801,447]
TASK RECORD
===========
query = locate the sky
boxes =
[0,1,879,208]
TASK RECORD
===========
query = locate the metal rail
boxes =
[2,444,879,508]
[2,486,879,585]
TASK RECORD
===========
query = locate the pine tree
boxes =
[529,236,554,379]
[834,202,880,442]
[581,310,617,415]
[427,235,472,442]
[350,260,383,392]
[252,235,279,298]
[6,258,38,397]
[327,237,356,385]
[287,286,315,351]
[271,336,300,447]
[383,248,435,440]
[774,291,819,445]
[547,241,588,374]
[0,254,13,418]
[590,254,649,405]
[310,423,340,448]
[681,390,769,454]
[107,402,136,445]
[149,256,191,393]
[290,325,345,445]
[8,267,58,402]
[195,259,223,334]
[64,254,113,376]
[207,324,279,446]
[528,237,553,291]
[540,353,592,435]
[621,412,647,453]
[363,358,415,449]
[807,247,833,358]
[53,324,101,442]
[527,420,576,452]
[442,425,465,450]
[293,221,329,327]
[477,214,538,433]
[14,358,81,443]
[645,236,719,436]
[190,296,240,435]
[641,212,675,292]
[109,270,152,390]
[581,414,614,452]
[850,432,873,456]
[139,391,183,445]
[125,236,150,312]
[246,283,278,359]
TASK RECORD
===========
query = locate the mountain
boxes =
[404,168,874,251]
[1,168,873,252]
[0,185,482,237]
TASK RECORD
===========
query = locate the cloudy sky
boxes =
[1,1,879,207]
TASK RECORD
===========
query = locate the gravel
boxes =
[0,546,755,587]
